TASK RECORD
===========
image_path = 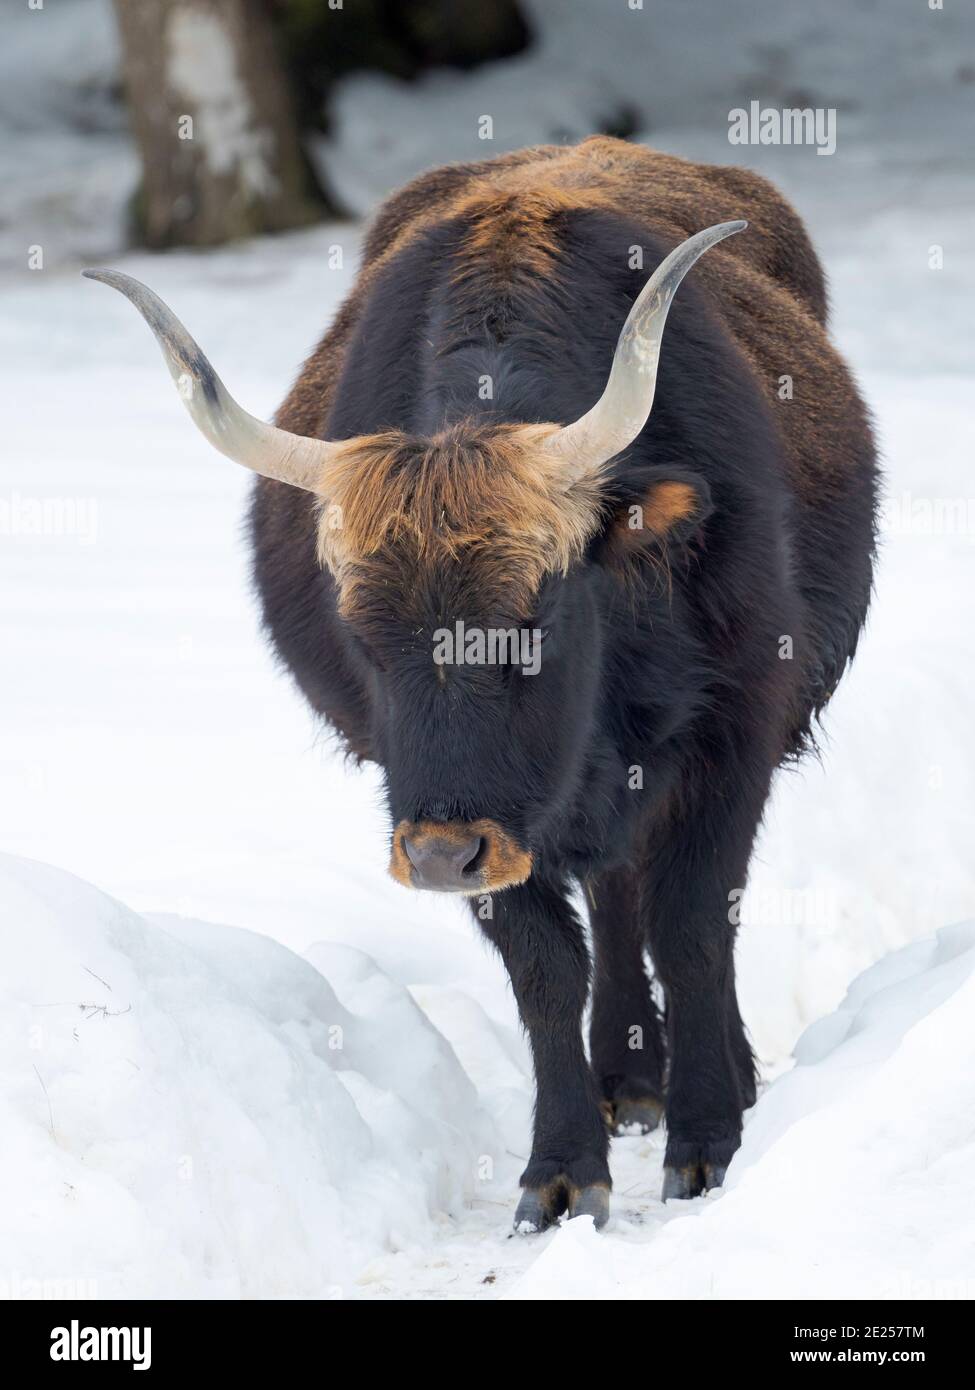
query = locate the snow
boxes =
[0,1,133,274]
[511,924,975,1300]
[2,0,974,1300]
[317,0,973,217]
[0,852,497,1299]
[4,851,973,1299]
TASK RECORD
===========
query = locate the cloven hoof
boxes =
[513,1179,611,1233]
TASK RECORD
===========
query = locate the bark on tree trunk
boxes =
[113,0,330,249]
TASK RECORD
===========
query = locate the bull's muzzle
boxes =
[389,819,532,894]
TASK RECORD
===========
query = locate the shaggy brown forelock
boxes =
[315,421,606,615]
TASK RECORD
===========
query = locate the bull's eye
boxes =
[525,626,550,657]
[497,625,548,681]
[351,631,387,674]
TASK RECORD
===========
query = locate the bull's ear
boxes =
[598,472,712,565]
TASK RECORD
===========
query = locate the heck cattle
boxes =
[87,138,877,1231]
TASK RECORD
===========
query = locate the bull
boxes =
[86,138,877,1231]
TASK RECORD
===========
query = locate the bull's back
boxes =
[278,137,867,510]
[362,138,828,326]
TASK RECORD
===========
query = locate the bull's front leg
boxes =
[475,876,611,1231]
[642,784,764,1201]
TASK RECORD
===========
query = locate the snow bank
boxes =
[0,853,498,1299]
[7,844,970,1302]
[509,923,975,1300]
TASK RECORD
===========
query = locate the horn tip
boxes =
[82,268,120,287]
[82,268,151,305]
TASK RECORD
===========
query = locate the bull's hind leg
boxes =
[726,969,758,1111]
[588,867,666,1136]
[641,786,762,1200]
[474,876,611,1232]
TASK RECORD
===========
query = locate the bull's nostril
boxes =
[462,836,486,877]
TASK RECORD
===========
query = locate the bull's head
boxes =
[85,221,744,894]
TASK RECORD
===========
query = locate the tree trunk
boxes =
[113,0,330,249]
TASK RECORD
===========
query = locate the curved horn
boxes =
[82,269,339,493]
[545,220,747,484]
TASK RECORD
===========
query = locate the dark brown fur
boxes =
[272,136,838,471]
[261,137,867,639]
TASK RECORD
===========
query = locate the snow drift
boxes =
[3,851,973,1300]
[0,852,497,1299]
